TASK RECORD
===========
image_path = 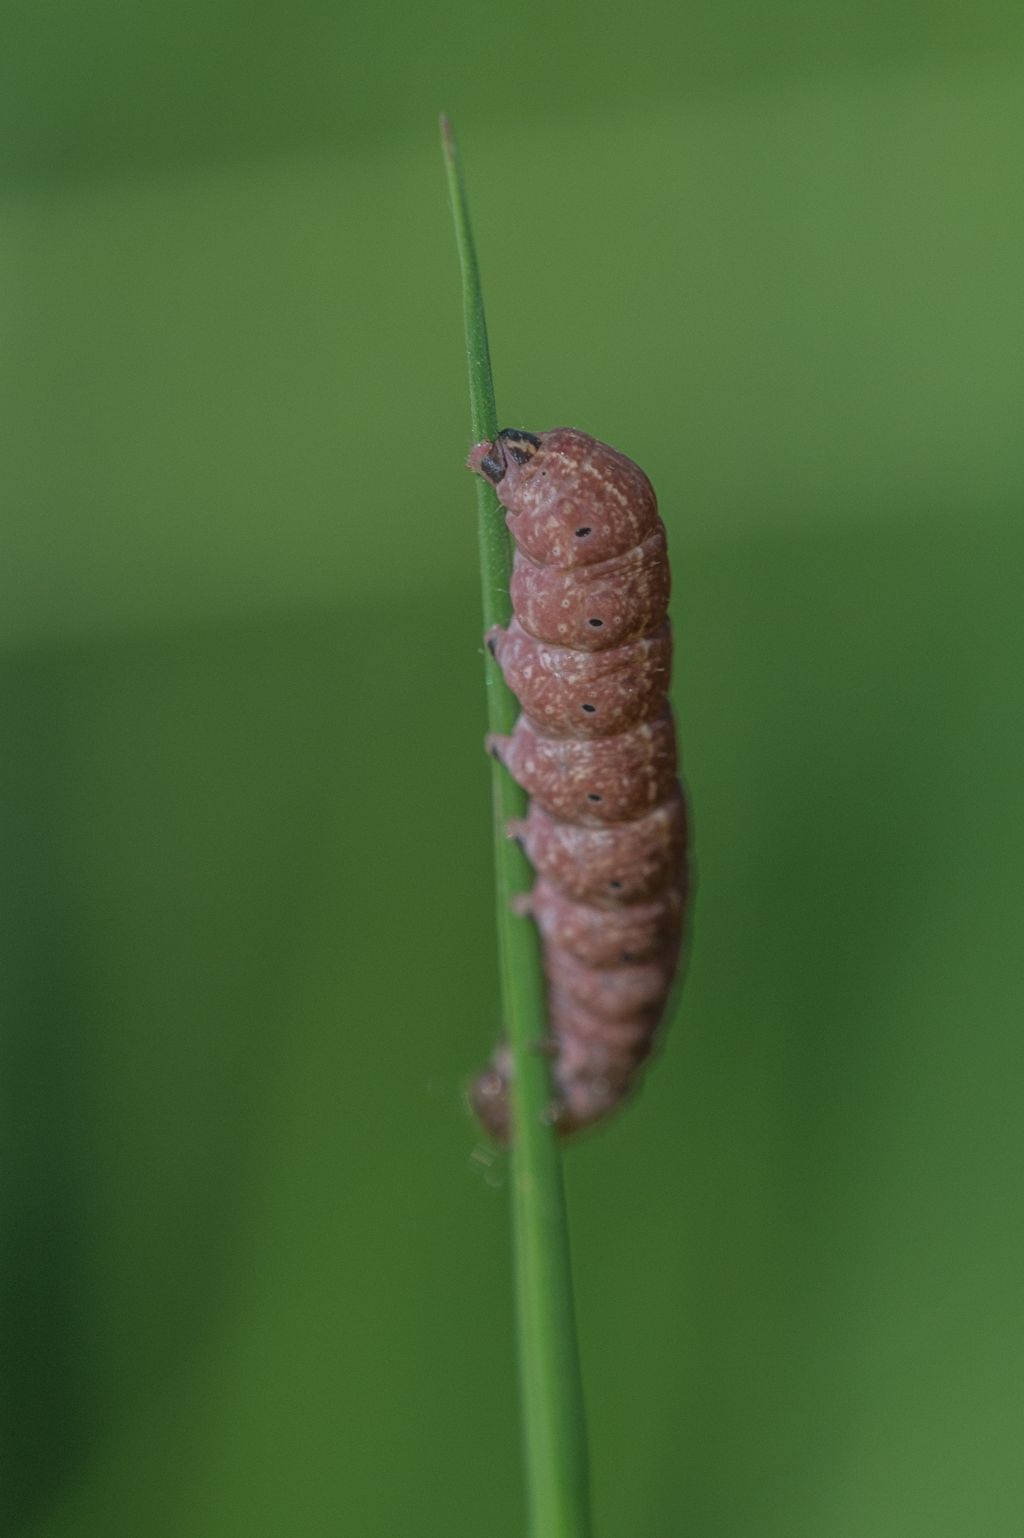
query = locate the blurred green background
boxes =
[2,3,1023,1534]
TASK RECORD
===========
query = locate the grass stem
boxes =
[441,114,592,1538]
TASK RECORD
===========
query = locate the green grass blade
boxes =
[440,114,592,1538]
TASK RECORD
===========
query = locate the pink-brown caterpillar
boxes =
[468,427,689,1138]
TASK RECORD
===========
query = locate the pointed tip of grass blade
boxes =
[440,116,500,500]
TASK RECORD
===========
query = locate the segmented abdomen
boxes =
[467,427,689,1138]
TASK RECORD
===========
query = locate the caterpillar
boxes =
[468,427,689,1139]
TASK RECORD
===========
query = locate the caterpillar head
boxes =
[467,428,541,487]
